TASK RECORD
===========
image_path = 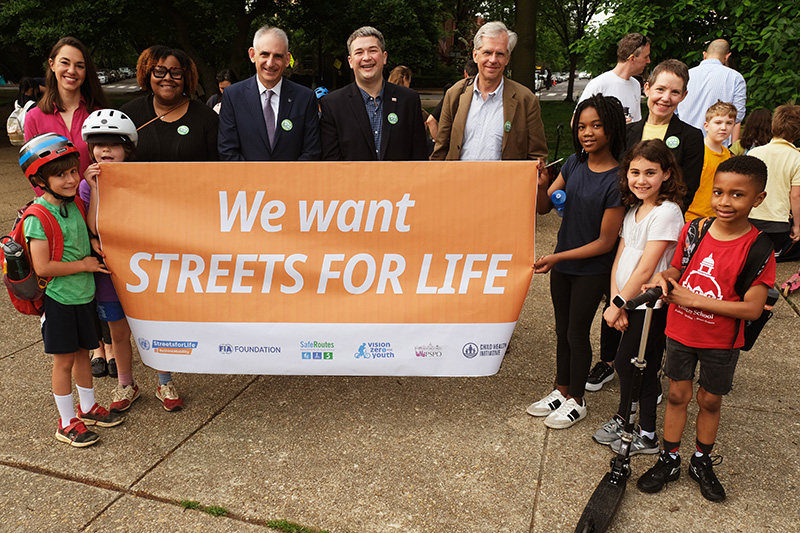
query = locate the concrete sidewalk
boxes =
[0,144,798,532]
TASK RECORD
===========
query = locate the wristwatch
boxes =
[612,294,626,309]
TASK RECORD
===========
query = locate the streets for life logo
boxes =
[355,342,395,359]
[139,339,199,355]
[301,340,334,360]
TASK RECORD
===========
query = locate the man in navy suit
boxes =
[218,26,320,161]
[320,26,427,161]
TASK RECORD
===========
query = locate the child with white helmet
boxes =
[79,109,178,414]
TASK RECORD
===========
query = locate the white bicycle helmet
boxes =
[81,109,138,146]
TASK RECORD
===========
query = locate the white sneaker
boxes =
[544,398,587,429]
[526,389,566,417]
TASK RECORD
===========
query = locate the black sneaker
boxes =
[637,451,681,493]
[91,356,108,378]
[107,358,118,378]
[585,362,614,392]
[689,454,726,502]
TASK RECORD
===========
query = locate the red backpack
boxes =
[1,198,87,315]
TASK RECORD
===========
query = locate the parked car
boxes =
[578,71,591,80]
[97,71,108,84]
[118,67,133,78]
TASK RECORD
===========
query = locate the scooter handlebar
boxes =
[624,287,664,310]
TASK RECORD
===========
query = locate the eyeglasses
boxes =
[152,66,185,80]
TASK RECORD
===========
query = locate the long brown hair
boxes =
[619,139,687,208]
[38,36,107,115]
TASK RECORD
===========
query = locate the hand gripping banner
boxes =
[96,161,536,376]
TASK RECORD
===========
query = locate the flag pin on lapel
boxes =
[392,97,397,102]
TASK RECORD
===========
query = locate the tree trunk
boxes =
[510,0,538,91]
[565,53,578,103]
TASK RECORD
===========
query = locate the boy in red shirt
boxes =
[636,155,775,501]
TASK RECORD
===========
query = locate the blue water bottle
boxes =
[551,190,566,217]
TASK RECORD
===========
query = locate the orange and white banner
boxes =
[97,162,536,376]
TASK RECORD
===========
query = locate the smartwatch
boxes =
[612,294,626,309]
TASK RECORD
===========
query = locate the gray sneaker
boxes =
[593,415,625,445]
[610,431,660,456]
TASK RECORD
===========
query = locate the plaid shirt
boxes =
[359,84,385,160]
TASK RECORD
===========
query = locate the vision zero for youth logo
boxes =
[354,342,395,359]
[300,340,334,361]
[137,338,197,355]
[462,342,508,358]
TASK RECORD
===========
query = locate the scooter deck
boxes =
[574,471,627,533]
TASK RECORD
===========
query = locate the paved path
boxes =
[0,144,798,532]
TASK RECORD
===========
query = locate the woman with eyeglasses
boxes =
[121,45,219,162]
[25,36,109,180]
[118,46,218,412]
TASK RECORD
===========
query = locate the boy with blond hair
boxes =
[685,101,737,221]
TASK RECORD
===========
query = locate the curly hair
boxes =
[619,139,687,208]
[717,155,768,192]
[572,94,627,163]
[135,45,199,96]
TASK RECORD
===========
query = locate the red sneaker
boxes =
[156,381,184,411]
[55,418,99,447]
[78,403,124,427]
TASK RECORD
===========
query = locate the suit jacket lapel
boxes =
[247,76,271,152]
[501,78,516,155]
[274,79,295,151]
[453,81,473,150]
[347,83,376,156]
[380,83,397,159]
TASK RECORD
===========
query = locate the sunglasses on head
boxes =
[152,66,185,80]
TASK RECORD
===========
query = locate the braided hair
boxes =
[572,94,627,163]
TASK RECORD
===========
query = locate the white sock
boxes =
[640,429,656,440]
[54,393,75,425]
[76,385,96,413]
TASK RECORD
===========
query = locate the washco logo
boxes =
[414,343,443,358]
[137,338,150,351]
[462,343,479,359]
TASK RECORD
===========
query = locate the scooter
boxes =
[574,286,665,533]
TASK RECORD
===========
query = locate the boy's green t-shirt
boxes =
[23,198,95,305]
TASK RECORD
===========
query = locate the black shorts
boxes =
[41,295,100,354]
[664,337,740,395]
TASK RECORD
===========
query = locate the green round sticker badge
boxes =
[504,121,512,133]
[388,113,399,125]
[665,136,680,149]
[281,119,293,131]
[177,125,190,136]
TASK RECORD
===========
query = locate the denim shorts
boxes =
[664,337,740,395]
[96,300,126,322]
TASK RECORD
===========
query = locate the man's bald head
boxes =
[706,39,730,58]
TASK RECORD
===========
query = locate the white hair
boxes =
[474,21,517,53]
[252,26,289,51]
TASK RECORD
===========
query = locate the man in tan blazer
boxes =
[430,21,547,161]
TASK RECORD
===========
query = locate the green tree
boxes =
[575,0,800,109]
[539,0,608,102]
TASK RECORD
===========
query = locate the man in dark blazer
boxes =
[218,26,320,161]
[430,21,547,161]
[319,26,427,161]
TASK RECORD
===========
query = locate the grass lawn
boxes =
[540,100,575,162]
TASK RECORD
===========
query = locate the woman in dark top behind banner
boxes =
[121,46,218,162]
[120,45,218,411]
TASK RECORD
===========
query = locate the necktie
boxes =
[264,90,275,147]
